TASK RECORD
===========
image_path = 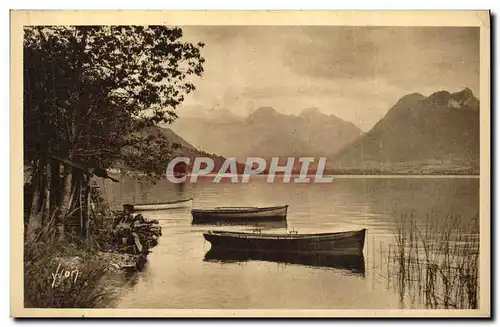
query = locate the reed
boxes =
[24,234,115,308]
[387,213,479,309]
[24,186,161,308]
[24,191,118,308]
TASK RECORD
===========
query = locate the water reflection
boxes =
[99,176,479,309]
[104,270,141,307]
[204,248,366,277]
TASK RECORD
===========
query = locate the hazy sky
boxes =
[179,26,479,131]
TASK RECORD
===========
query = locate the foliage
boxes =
[23,25,205,176]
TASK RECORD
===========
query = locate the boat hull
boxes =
[192,205,288,224]
[195,220,288,228]
[203,229,366,255]
[133,198,193,211]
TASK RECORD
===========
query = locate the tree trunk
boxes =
[49,158,62,226]
[23,162,39,235]
[36,156,48,227]
[66,168,83,235]
[81,174,90,240]
[66,167,90,240]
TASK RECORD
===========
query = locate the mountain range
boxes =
[168,106,363,164]
[152,87,479,175]
[330,88,479,174]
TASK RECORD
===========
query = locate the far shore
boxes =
[107,171,480,179]
[189,173,480,179]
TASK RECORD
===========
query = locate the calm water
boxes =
[98,175,479,309]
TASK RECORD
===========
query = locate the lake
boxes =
[98,175,479,309]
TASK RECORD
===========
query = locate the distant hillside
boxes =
[113,124,246,176]
[141,125,196,150]
[170,107,363,164]
[330,88,480,174]
[146,125,247,174]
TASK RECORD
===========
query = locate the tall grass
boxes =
[24,233,116,308]
[24,190,118,308]
[387,213,479,309]
[24,186,160,308]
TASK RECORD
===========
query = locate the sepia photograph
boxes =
[10,10,490,318]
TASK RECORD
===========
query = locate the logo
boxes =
[165,157,334,183]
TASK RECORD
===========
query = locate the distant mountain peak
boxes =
[428,90,452,105]
[394,93,426,107]
[425,88,478,110]
[254,106,278,113]
[299,107,321,116]
[457,87,474,97]
[430,90,451,97]
[247,106,280,120]
[426,88,478,110]
[331,87,479,173]
[451,87,477,104]
[405,92,425,99]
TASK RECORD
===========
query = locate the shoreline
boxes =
[150,173,480,179]
[110,171,480,179]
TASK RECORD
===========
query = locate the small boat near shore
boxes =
[131,198,193,211]
[203,229,366,255]
[191,205,288,224]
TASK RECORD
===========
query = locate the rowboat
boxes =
[204,248,365,276]
[193,219,287,228]
[132,198,193,211]
[191,205,288,224]
[203,229,366,255]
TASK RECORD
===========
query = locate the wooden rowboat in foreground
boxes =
[132,198,193,211]
[203,229,366,255]
[191,205,288,224]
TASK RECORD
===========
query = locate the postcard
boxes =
[11,10,490,318]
